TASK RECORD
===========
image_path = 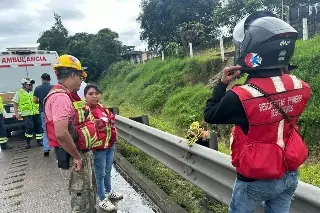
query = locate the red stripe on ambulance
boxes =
[18,64,34,67]
[0,63,53,68]
[0,65,10,68]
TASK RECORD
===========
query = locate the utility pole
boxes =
[281,0,284,20]
[286,6,290,24]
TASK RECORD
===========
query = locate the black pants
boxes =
[24,115,42,141]
[0,114,7,144]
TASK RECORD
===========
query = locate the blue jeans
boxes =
[40,112,50,152]
[93,144,115,201]
[229,171,298,213]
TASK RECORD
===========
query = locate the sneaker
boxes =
[44,151,50,157]
[106,192,123,200]
[99,199,116,211]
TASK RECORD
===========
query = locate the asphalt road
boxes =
[0,134,162,213]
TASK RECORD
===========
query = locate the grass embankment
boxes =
[100,36,320,212]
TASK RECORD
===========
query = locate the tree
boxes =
[176,21,206,51]
[37,13,69,54]
[164,42,185,57]
[213,0,320,36]
[137,0,219,50]
[67,33,94,59]
[66,33,99,82]
[37,14,123,81]
[89,28,122,80]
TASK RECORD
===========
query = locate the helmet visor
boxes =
[233,16,248,42]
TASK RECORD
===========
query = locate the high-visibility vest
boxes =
[15,89,39,116]
[0,97,4,114]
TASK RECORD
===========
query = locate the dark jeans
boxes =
[24,114,42,140]
[0,114,7,144]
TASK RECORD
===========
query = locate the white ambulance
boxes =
[0,47,58,137]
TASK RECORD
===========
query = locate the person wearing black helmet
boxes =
[33,73,53,156]
[204,11,311,213]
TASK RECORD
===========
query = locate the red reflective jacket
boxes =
[45,84,98,150]
[90,104,117,150]
[230,74,311,180]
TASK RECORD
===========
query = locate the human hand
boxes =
[72,157,82,171]
[221,65,242,85]
[15,114,22,120]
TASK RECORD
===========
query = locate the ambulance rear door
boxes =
[0,47,58,135]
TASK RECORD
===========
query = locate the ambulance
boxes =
[0,47,58,137]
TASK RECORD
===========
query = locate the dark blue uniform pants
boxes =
[24,115,42,141]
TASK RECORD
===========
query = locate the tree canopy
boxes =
[36,1,320,80]
[138,0,319,46]
[37,14,122,81]
[137,0,219,50]
[213,0,319,35]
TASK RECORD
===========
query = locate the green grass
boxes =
[291,36,320,151]
[101,36,320,212]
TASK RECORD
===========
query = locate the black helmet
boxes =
[233,11,298,72]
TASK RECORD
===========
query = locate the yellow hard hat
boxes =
[53,55,87,78]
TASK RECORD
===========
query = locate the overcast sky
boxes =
[0,0,147,51]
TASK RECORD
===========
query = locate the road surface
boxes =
[0,134,162,213]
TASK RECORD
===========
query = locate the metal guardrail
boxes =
[115,115,320,213]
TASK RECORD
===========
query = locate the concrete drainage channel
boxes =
[104,164,163,213]
[114,152,188,213]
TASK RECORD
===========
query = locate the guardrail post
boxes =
[209,131,218,151]
[129,115,150,126]
[108,107,119,115]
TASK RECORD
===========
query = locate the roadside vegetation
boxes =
[100,36,320,212]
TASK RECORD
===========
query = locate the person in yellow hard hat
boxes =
[0,96,12,150]
[44,55,97,213]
